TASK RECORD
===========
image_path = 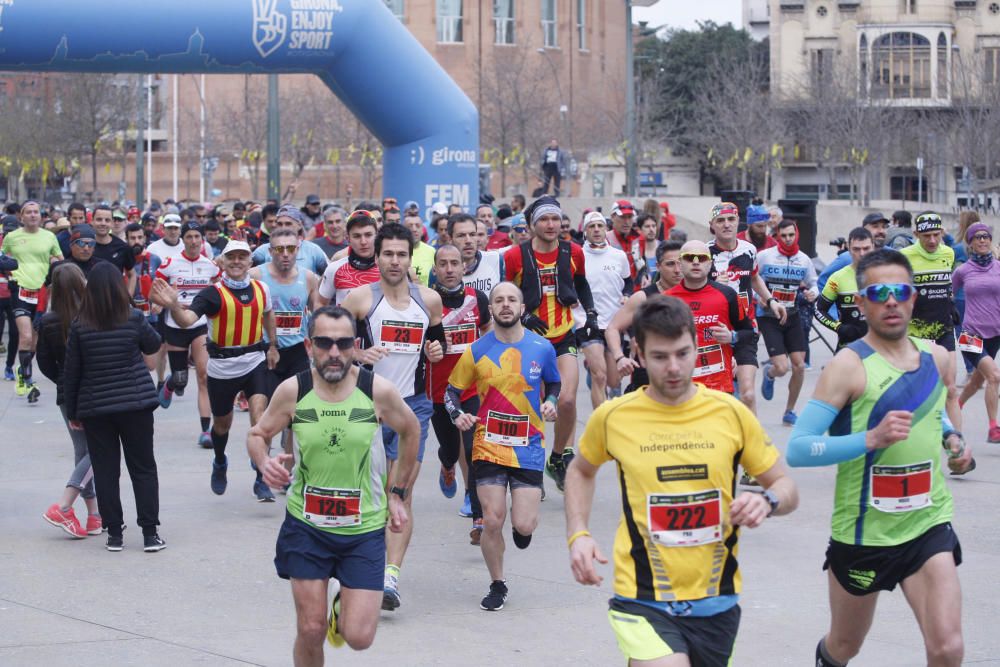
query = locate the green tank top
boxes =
[901,243,955,341]
[286,368,387,535]
[822,265,864,328]
[829,337,952,546]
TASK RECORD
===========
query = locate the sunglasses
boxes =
[348,210,371,221]
[271,244,299,254]
[311,336,356,351]
[860,283,913,303]
[195,214,208,220]
[73,239,96,248]
[680,253,711,263]
[512,226,528,233]
[971,233,992,242]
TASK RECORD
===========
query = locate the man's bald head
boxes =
[680,240,710,256]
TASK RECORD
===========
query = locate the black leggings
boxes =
[83,409,159,537]
[0,297,17,368]
[431,398,481,520]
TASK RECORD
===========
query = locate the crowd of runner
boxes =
[2,192,985,666]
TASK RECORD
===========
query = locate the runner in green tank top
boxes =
[247,305,420,663]
[787,249,973,667]
[815,227,872,350]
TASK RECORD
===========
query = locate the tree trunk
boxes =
[91,149,99,198]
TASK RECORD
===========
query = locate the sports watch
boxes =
[762,489,780,517]
[390,485,408,501]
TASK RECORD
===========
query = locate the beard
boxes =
[315,358,348,383]
[494,312,519,329]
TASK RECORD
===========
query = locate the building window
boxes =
[384,0,403,19]
[810,48,834,88]
[437,0,463,43]
[577,0,587,50]
[494,0,514,45]
[542,0,558,48]
[937,33,948,97]
[901,0,917,12]
[870,32,932,99]
[986,47,1000,84]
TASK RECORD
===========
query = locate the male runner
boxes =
[317,211,380,306]
[339,223,445,612]
[147,214,186,261]
[152,239,280,500]
[155,221,218,448]
[402,209,435,286]
[249,306,419,663]
[575,210,632,407]
[91,204,136,292]
[707,202,786,412]
[46,224,108,281]
[478,204,511,250]
[1,200,62,402]
[425,244,491,539]
[250,227,320,475]
[504,196,599,491]
[788,248,971,667]
[900,212,956,350]
[448,282,560,610]
[816,228,874,350]
[607,199,644,287]
[450,214,505,295]
[757,220,819,425]
[606,240,684,393]
[566,295,799,667]
[737,204,777,251]
[252,206,328,277]
[311,206,347,259]
[818,212,889,290]
[126,223,166,387]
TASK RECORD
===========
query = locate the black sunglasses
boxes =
[311,336,355,351]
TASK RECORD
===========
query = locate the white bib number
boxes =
[303,486,362,528]
[484,410,529,447]
[870,461,932,513]
[379,320,424,354]
[692,344,725,378]
[18,287,39,305]
[957,332,984,355]
[647,490,722,547]
[444,322,477,354]
[275,310,304,337]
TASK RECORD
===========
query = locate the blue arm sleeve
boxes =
[786,399,869,467]
[941,410,957,439]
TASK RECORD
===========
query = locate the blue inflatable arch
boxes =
[0,0,479,210]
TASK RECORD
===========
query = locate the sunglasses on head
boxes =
[680,253,711,263]
[860,283,913,303]
[310,336,356,351]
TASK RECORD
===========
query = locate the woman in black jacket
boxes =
[37,263,100,539]
[63,262,164,552]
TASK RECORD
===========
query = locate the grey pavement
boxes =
[1,337,999,666]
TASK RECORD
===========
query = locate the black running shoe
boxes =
[480,580,508,611]
[106,535,124,552]
[143,534,167,552]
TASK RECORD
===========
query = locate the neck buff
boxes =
[222,274,250,290]
[588,241,608,250]
[970,252,994,267]
[435,281,465,296]
[348,250,375,271]
[777,228,800,257]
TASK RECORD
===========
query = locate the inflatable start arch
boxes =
[0,0,479,209]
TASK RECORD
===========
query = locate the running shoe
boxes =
[326,590,345,648]
[545,456,566,492]
[198,431,212,449]
[562,447,576,468]
[85,514,103,536]
[211,456,229,495]
[470,518,483,546]
[760,362,775,401]
[458,491,472,518]
[3,366,13,381]
[26,385,40,403]
[480,580,508,611]
[14,368,27,396]
[143,534,167,552]
[106,535,124,552]
[234,392,249,412]
[382,583,401,611]
[254,479,276,503]
[782,410,798,426]
[158,376,173,409]
[439,465,457,499]
[42,504,86,539]
[989,426,1000,443]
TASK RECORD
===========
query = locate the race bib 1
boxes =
[444,322,477,354]
[379,320,424,354]
[870,461,932,513]
[957,332,984,355]
[18,287,39,305]
[484,410,530,447]
[648,489,723,547]
[275,310,304,337]
[771,286,797,303]
[692,344,725,378]
[539,267,557,294]
[303,486,362,528]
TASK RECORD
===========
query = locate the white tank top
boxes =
[155,253,220,329]
[462,250,503,296]
[365,282,431,398]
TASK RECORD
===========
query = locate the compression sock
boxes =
[815,638,847,667]
[200,417,211,432]
[17,350,32,380]
[211,430,229,465]
[512,527,533,550]
[167,351,188,387]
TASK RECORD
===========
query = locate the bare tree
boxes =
[213,75,268,200]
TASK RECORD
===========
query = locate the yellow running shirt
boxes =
[578,385,779,603]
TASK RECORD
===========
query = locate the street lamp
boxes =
[625,0,659,197]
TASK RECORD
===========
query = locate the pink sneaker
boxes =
[989,426,1000,443]
[43,504,86,539]
[86,514,103,536]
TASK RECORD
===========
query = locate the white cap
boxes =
[162,213,182,227]
[431,202,448,216]
[221,240,252,256]
[582,211,607,229]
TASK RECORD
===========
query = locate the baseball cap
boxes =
[305,194,321,205]
[162,214,182,227]
[1,214,20,234]
[862,212,889,226]
[70,224,97,241]
[611,200,635,217]
[221,239,252,256]
[141,212,157,224]
[431,202,448,216]
[914,211,943,233]
[112,209,127,221]
[509,213,527,231]
[582,211,608,229]
[746,204,770,224]
[180,221,202,237]
[404,200,420,213]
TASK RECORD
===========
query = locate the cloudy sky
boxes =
[632,0,742,32]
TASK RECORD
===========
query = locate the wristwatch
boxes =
[762,489,780,517]
[390,485,407,501]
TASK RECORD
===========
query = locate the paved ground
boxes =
[1,334,999,666]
